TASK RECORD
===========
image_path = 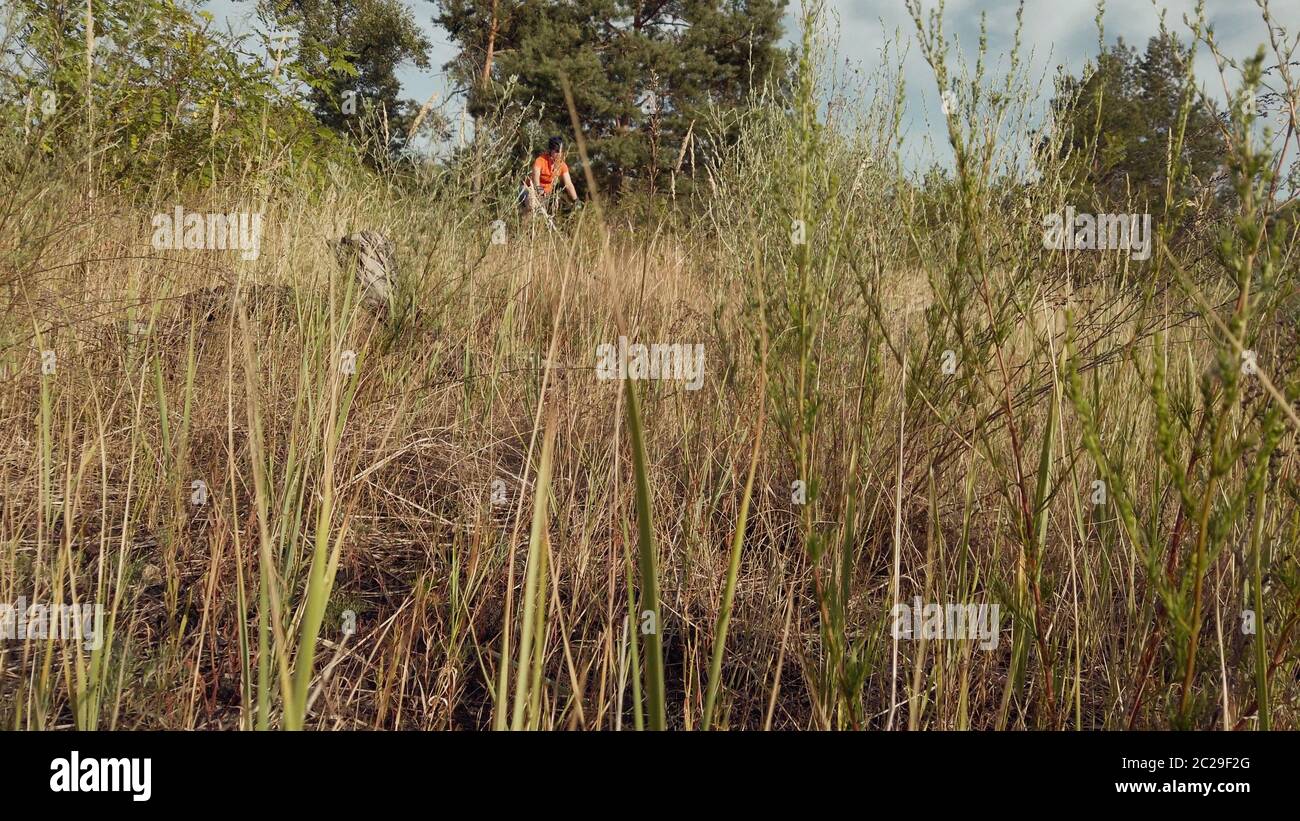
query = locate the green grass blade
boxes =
[624,378,665,730]
[703,407,764,730]
[511,411,557,730]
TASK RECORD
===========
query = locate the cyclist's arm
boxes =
[561,170,578,201]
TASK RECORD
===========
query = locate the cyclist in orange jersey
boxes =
[519,136,580,214]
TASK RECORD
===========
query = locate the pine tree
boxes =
[1050,31,1223,218]
[434,0,788,196]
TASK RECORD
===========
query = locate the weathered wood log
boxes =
[333,231,398,313]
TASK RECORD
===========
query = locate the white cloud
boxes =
[827,0,1300,168]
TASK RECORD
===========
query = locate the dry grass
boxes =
[2,0,1299,731]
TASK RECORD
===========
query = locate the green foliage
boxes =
[2,0,353,189]
[255,0,436,159]
[434,0,789,196]
[1049,30,1225,218]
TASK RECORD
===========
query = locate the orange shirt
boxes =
[533,153,569,194]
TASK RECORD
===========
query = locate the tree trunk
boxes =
[481,0,500,87]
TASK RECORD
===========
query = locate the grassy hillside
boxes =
[1,0,1298,730]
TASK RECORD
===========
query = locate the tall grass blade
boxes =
[624,378,665,730]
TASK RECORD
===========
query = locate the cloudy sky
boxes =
[205,0,1300,167]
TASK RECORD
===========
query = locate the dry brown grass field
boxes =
[2,0,1299,732]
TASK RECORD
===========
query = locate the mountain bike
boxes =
[520,183,583,234]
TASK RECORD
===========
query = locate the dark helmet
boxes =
[547,136,564,153]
